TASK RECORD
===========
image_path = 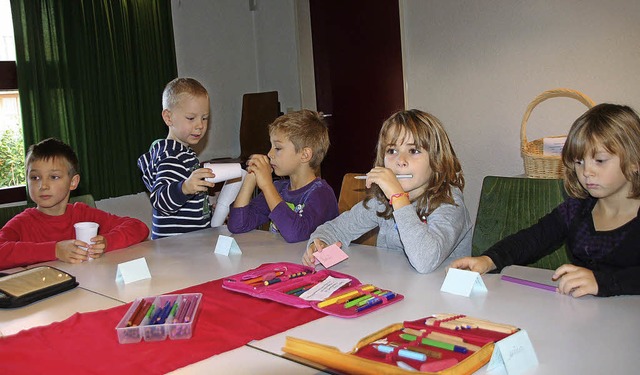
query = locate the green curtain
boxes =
[10,0,176,199]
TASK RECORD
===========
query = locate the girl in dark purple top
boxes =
[452,103,640,297]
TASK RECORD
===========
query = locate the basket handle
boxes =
[520,88,596,150]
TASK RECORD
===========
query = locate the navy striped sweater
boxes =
[137,139,211,239]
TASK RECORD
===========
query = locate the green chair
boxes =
[0,194,96,228]
[472,176,570,270]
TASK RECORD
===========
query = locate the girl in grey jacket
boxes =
[303,109,472,273]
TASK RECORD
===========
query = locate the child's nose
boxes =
[396,152,408,167]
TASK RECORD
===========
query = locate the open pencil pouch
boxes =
[283,314,519,374]
[222,262,403,318]
[0,266,79,308]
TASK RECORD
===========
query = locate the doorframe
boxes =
[294,0,408,111]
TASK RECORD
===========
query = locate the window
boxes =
[0,0,26,203]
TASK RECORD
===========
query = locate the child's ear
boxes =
[162,109,172,126]
[300,147,313,163]
[70,174,80,191]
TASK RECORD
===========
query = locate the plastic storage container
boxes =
[115,292,202,344]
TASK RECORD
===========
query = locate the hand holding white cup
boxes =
[74,222,99,260]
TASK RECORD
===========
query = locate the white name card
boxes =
[488,329,539,375]
[214,235,242,256]
[542,136,566,156]
[440,268,487,297]
[115,257,151,284]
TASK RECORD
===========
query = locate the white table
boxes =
[0,287,122,337]
[9,227,640,374]
[37,227,306,303]
[248,242,640,374]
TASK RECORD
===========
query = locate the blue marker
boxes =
[374,344,427,362]
[355,297,382,312]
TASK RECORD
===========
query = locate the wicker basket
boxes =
[521,88,595,179]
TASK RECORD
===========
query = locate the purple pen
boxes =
[501,275,557,292]
[175,297,190,323]
[183,296,198,323]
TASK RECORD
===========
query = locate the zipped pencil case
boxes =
[222,262,403,318]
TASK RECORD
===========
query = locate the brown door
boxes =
[310,0,405,195]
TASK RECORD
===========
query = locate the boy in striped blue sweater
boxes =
[137,78,216,239]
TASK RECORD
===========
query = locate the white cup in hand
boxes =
[74,222,99,261]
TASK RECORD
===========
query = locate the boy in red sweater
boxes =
[0,138,149,270]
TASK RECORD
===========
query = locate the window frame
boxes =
[0,60,26,204]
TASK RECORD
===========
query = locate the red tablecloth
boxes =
[0,278,325,374]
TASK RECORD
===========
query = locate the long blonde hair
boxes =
[365,109,464,219]
[563,103,640,199]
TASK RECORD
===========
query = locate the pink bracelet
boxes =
[389,192,409,205]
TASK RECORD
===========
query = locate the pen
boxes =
[400,333,468,354]
[344,294,373,308]
[355,297,383,312]
[373,344,426,362]
[176,297,190,323]
[389,342,442,359]
[139,304,155,326]
[126,299,146,327]
[130,301,151,327]
[317,285,375,308]
[154,301,171,324]
[264,277,282,286]
[166,300,179,324]
[354,174,412,179]
[183,296,198,323]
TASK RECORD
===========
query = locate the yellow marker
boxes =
[317,285,375,308]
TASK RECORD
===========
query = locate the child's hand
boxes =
[363,167,405,201]
[182,167,216,195]
[553,264,598,297]
[302,239,342,266]
[87,235,107,259]
[246,154,273,190]
[449,256,496,274]
[55,240,90,264]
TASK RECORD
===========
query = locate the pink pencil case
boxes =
[222,262,403,318]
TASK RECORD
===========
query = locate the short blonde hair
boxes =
[562,103,640,198]
[162,78,208,110]
[366,109,464,219]
[268,109,329,169]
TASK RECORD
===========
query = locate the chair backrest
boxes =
[239,91,280,161]
[472,176,570,270]
[338,173,378,246]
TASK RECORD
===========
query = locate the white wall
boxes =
[401,0,640,221]
[167,0,640,224]
[170,0,301,162]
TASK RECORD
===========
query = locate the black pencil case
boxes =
[0,266,79,308]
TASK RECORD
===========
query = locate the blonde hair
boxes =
[563,103,640,199]
[365,109,464,219]
[162,78,208,110]
[268,109,330,169]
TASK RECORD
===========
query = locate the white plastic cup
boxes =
[74,222,99,259]
[203,163,243,183]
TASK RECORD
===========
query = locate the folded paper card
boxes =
[116,258,151,284]
[214,235,242,256]
[313,244,349,268]
[440,268,487,297]
[488,329,538,375]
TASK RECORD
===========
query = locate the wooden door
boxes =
[310,0,405,194]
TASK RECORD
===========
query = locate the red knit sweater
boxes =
[0,202,149,270]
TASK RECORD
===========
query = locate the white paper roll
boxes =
[203,163,243,183]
